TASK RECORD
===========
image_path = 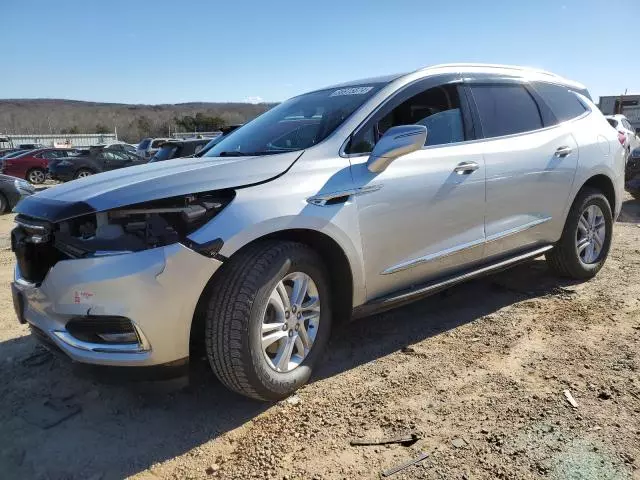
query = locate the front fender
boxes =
[187,158,367,307]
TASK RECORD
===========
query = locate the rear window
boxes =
[149,145,178,162]
[470,84,543,138]
[534,83,587,123]
[138,138,151,150]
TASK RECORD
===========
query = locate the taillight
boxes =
[618,131,626,145]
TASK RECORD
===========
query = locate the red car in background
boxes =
[1,148,74,184]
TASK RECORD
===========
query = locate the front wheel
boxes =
[546,188,613,279]
[205,241,332,401]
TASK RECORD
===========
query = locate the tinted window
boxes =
[149,145,178,162]
[42,150,68,159]
[534,83,587,123]
[623,119,633,130]
[100,151,128,161]
[471,85,543,138]
[346,83,465,154]
[606,118,618,128]
[151,139,165,148]
[138,138,151,150]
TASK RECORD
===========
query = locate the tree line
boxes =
[0,99,274,142]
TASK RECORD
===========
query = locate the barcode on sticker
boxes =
[329,87,374,97]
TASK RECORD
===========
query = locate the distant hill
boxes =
[0,98,275,142]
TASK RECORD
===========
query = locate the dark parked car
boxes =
[196,125,243,157]
[18,143,45,150]
[1,148,74,184]
[148,138,210,163]
[625,147,640,199]
[48,148,146,181]
[0,174,35,213]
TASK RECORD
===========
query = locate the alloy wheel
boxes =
[28,170,45,184]
[261,272,321,373]
[576,204,606,264]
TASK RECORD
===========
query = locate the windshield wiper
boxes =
[217,151,248,157]
[216,150,282,157]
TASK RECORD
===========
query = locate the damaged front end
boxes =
[12,189,234,285]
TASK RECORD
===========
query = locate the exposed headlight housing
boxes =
[52,190,234,258]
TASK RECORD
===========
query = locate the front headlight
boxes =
[14,179,35,194]
[52,190,234,258]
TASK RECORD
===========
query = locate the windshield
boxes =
[149,145,178,163]
[204,83,386,157]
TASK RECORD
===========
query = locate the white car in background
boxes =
[605,114,639,159]
[136,138,170,159]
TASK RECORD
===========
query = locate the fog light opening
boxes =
[64,316,150,352]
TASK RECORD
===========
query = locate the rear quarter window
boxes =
[534,82,587,123]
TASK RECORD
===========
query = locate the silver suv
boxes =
[11,64,624,400]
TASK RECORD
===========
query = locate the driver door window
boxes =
[346,83,468,154]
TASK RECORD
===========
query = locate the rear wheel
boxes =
[546,188,613,279]
[75,169,94,179]
[204,241,331,401]
[26,168,45,184]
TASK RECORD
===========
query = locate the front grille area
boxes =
[12,215,62,284]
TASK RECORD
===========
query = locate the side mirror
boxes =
[366,125,427,173]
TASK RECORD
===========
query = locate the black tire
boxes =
[0,193,7,215]
[26,168,46,184]
[546,187,613,279]
[74,169,94,179]
[204,241,332,401]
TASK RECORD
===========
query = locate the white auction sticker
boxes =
[329,86,374,97]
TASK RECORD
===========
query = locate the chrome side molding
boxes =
[383,216,552,275]
[307,184,382,206]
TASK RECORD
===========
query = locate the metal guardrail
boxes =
[0,133,117,148]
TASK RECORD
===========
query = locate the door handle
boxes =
[453,161,479,174]
[555,146,573,158]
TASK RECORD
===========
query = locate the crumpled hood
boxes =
[14,151,302,221]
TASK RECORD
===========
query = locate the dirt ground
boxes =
[0,197,639,480]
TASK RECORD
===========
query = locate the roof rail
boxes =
[417,63,563,79]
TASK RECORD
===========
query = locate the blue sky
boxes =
[1,0,638,104]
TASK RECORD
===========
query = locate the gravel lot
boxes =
[0,197,639,480]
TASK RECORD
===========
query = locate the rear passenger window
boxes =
[534,83,587,123]
[470,85,543,138]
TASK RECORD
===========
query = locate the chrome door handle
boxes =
[453,161,479,174]
[555,146,573,158]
